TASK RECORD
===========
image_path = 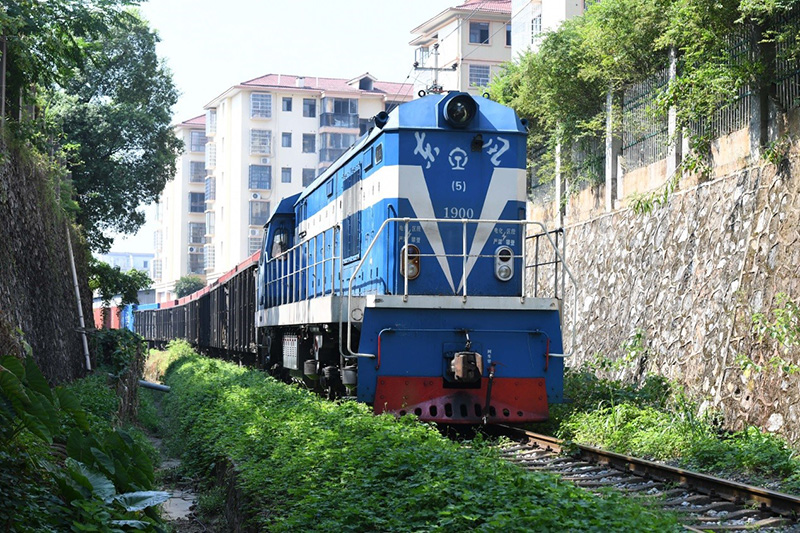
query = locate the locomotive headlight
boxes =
[444,94,477,128]
[495,246,514,282]
[400,244,421,280]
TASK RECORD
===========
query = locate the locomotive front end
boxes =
[347,91,568,423]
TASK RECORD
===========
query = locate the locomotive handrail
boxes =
[344,217,578,360]
[262,226,342,307]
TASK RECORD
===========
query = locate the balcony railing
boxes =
[319,113,360,128]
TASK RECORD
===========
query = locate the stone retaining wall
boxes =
[558,147,800,443]
[0,140,91,383]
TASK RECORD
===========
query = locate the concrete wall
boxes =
[546,115,800,443]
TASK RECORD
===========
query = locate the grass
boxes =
[158,340,680,532]
[536,368,800,494]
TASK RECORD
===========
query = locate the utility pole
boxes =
[413,43,458,94]
[1,33,6,128]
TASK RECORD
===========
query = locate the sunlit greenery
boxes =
[490,0,800,189]
[160,341,679,532]
[543,368,800,493]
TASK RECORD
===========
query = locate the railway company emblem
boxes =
[448,147,468,170]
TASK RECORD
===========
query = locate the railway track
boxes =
[489,425,800,531]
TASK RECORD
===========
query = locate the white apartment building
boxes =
[410,0,512,95]
[152,115,207,303]
[201,72,412,283]
[511,0,587,57]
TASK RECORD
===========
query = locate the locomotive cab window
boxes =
[363,147,373,171]
[271,226,289,258]
[375,144,383,165]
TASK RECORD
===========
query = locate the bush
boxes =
[161,348,679,532]
[0,354,167,531]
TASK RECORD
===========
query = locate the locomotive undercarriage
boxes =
[259,323,361,401]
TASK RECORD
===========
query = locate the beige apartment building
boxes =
[152,115,207,302]
[410,0,512,94]
[153,73,412,302]
[511,0,588,57]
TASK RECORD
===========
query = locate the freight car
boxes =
[135,91,574,424]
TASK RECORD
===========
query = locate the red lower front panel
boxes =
[373,377,549,424]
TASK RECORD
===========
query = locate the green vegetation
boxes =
[89,259,152,324]
[160,341,679,532]
[489,0,799,193]
[174,275,205,298]
[0,349,167,532]
[540,368,800,494]
[2,1,180,251]
[745,292,800,375]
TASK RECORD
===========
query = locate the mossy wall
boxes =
[0,139,91,383]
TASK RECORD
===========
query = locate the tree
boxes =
[174,275,205,298]
[0,0,136,121]
[88,258,152,309]
[52,12,181,252]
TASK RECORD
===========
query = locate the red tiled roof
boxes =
[240,73,412,97]
[180,114,206,126]
[455,0,511,14]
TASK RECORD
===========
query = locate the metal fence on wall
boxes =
[571,136,605,186]
[691,27,754,140]
[622,67,669,171]
[776,7,800,111]
[528,143,555,204]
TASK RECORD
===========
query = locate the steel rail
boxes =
[496,425,800,519]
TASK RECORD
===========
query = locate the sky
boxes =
[110,0,457,254]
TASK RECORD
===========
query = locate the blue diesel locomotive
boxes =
[256,91,571,423]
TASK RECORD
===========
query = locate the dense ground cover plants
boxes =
[159,340,679,532]
[539,368,800,493]
[0,330,167,532]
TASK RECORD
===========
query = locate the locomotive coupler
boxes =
[450,351,483,383]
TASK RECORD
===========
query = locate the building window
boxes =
[469,64,491,87]
[249,201,270,226]
[154,230,163,252]
[282,97,292,112]
[187,252,204,275]
[205,142,216,169]
[190,131,207,152]
[302,134,315,153]
[302,168,316,186]
[282,132,292,147]
[152,259,162,282]
[206,109,217,135]
[249,165,272,189]
[205,212,215,236]
[532,15,542,41]
[205,176,216,201]
[281,167,292,183]
[189,161,205,182]
[250,129,272,154]
[189,192,204,213]
[303,98,316,118]
[506,24,511,46]
[249,236,261,255]
[204,245,215,271]
[251,93,272,118]
[469,22,490,44]
[188,222,205,243]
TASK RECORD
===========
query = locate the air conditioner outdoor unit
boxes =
[251,192,261,200]
[250,229,260,236]
[188,246,197,253]
[260,157,270,165]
